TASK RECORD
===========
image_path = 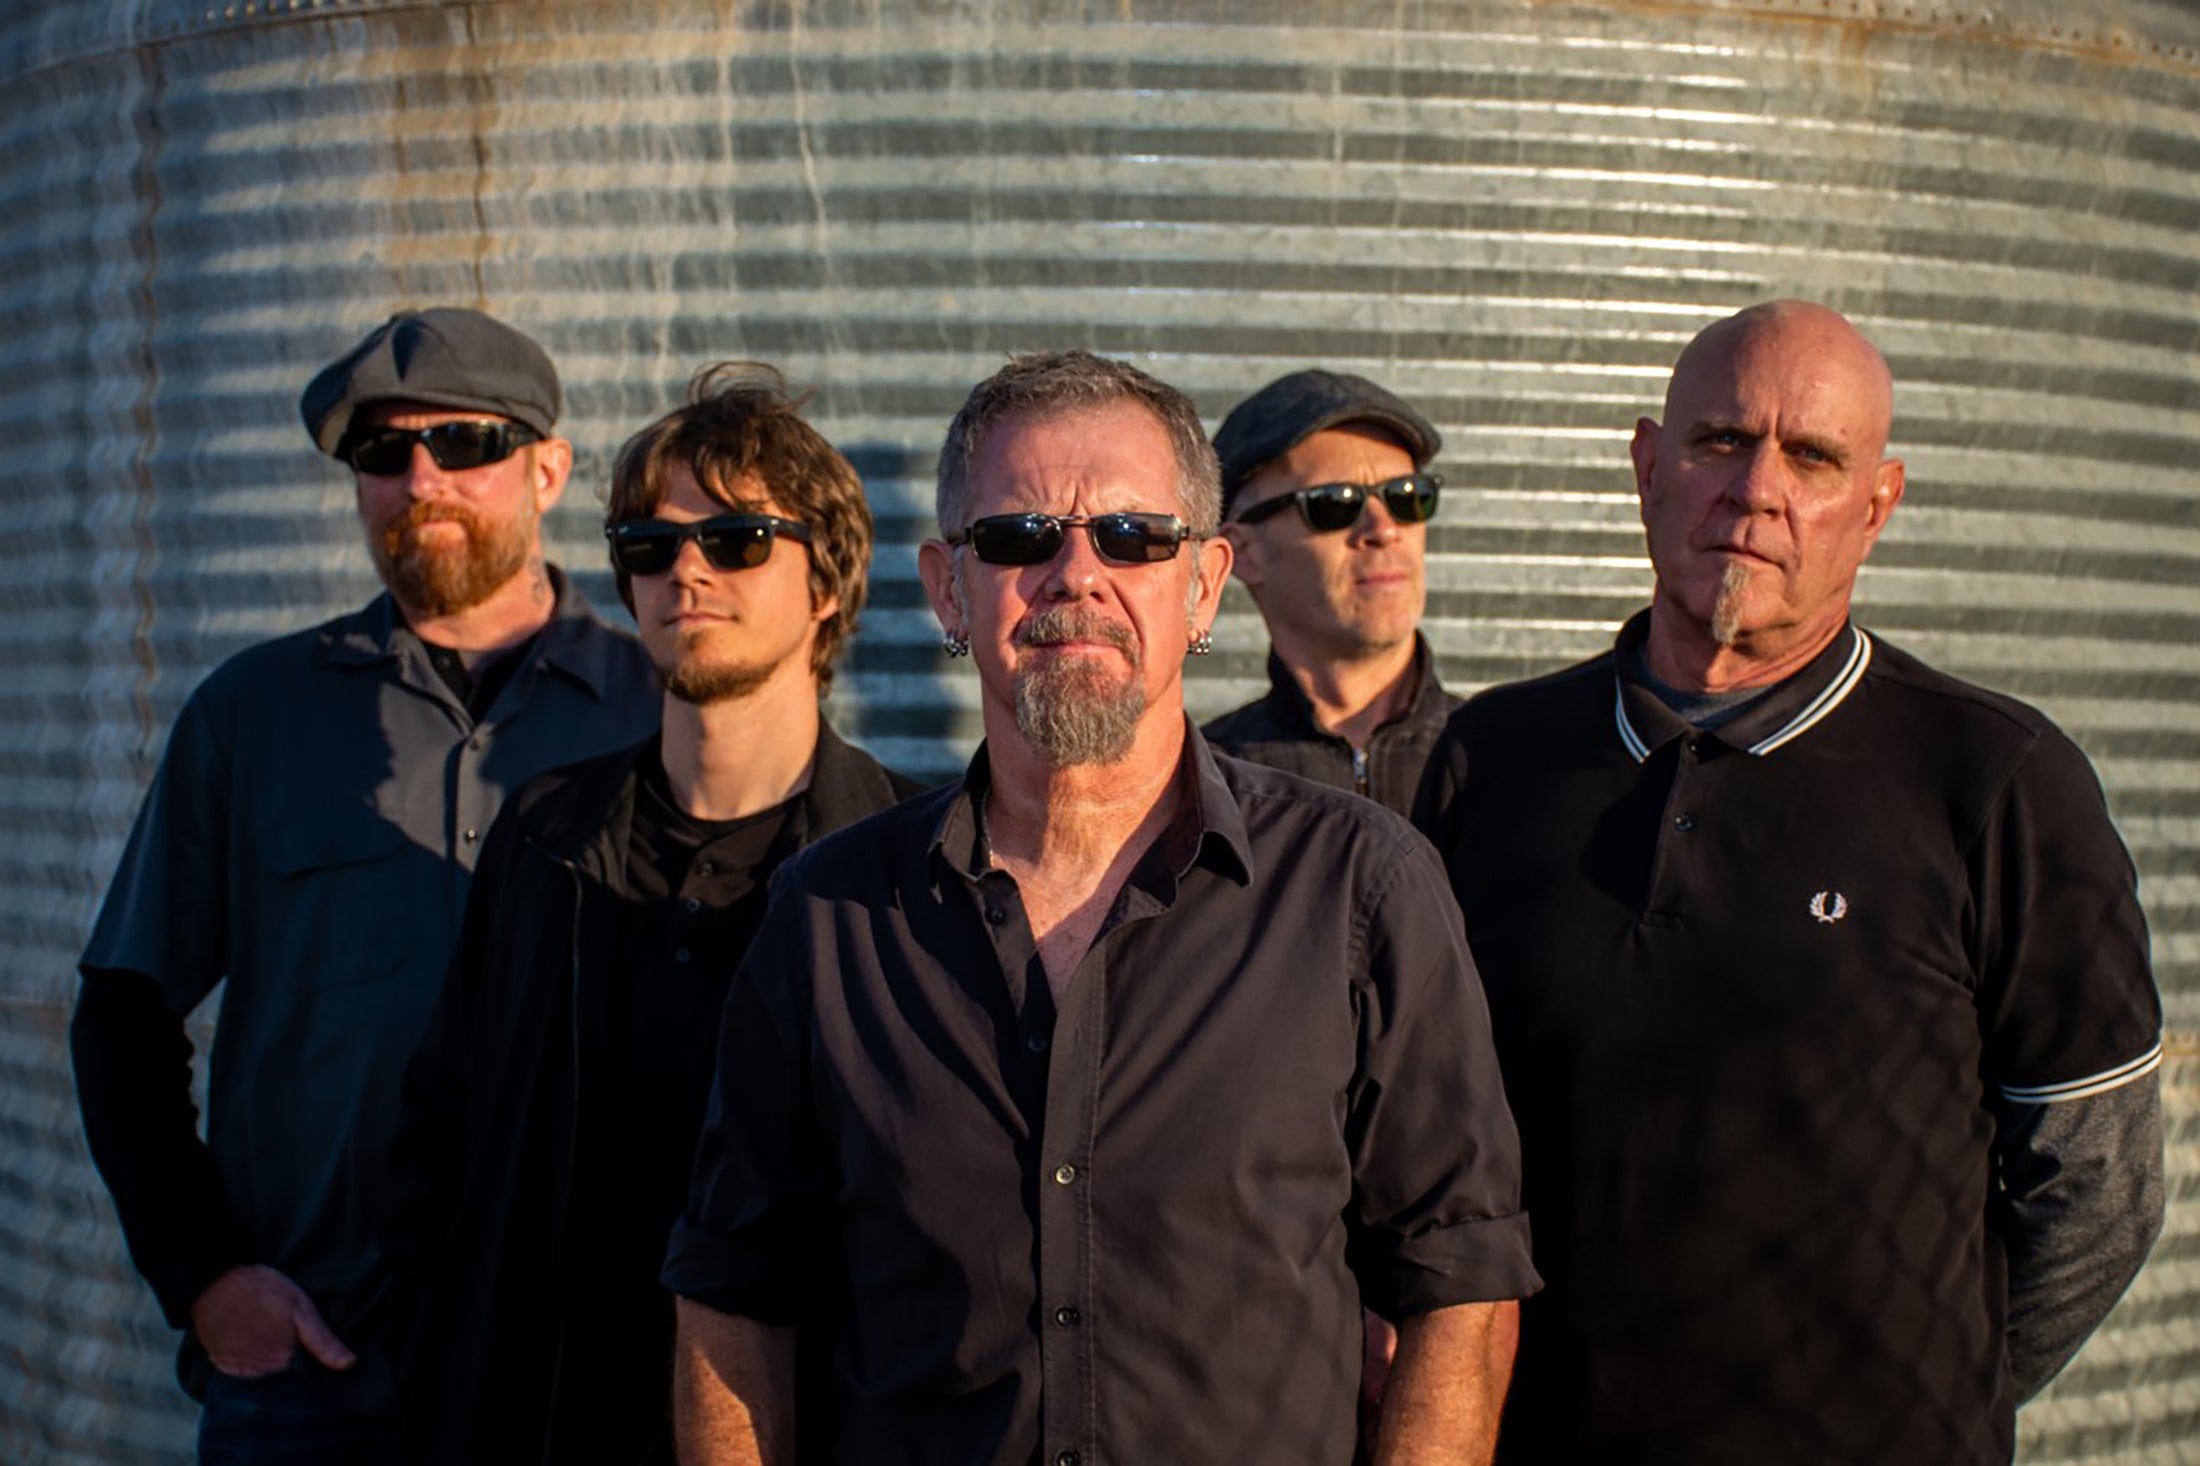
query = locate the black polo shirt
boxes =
[665,725,1537,1466]
[1414,612,2161,1466]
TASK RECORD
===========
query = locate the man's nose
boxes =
[668,534,715,581]
[400,442,455,497]
[1039,523,1106,595]
[1349,496,1403,545]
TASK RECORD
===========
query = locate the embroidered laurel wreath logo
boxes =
[1809,890,1849,924]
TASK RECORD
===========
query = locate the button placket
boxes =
[1639,738,1703,923]
[1034,935,1103,1466]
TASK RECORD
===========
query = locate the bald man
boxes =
[1415,301,2164,1464]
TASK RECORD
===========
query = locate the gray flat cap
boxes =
[301,307,562,458]
[1213,369,1441,515]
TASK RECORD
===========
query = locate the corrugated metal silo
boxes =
[0,1,2193,1459]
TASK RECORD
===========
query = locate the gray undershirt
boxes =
[1629,644,1775,730]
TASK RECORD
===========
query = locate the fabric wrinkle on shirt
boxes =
[1413,609,2162,1466]
[74,570,661,1409]
[664,724,1537,1466]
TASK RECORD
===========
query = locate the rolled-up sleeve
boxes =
[1344,832,1540,1316]
[662,882,834,1324]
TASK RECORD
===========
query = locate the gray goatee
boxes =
[1011,607,1145,767]
[1709,560,1753,648]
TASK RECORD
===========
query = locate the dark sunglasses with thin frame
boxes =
[948,512,1195,566]
[605,514,814,577]
[345,420,543,477]
[1232,472,1441,533]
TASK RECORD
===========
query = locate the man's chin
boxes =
[1707,561,1760,649]
[1333,614,1418,663]
[1012,664,1145,767]
[661,653,777,706]
[381,560,499,618]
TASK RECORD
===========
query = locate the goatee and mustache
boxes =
[371,500,531,618]
[1011,607,1146,767]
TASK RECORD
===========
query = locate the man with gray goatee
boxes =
[1416,300,2165,1464]
[664,349,1538,1465]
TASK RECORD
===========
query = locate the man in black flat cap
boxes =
[1205,369,1456,816]
[71,307,658,1462]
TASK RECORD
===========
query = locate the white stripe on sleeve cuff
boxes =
[1998,1040,2164,1105]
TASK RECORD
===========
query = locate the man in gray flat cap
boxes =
[1204,369,1456,817]
[71,307,658,1462]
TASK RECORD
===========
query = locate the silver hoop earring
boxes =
[1187,628,1214,657]
[941,631,971,658]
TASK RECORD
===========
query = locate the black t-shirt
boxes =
[419,632,535,720]
[1415,613,2160,1466]
[551,758,797,1464]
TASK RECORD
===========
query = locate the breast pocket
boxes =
[253,805,426,991]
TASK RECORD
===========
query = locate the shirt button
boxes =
[1057,1453,1081,1466]
[1054,1305,1081,1327]
[1026,1034,1049,1054]
[1053,1163,1077,1186]
[1673,813,1695,832]
[462,828,479,844]
[683,897,702,914]
[984,906,1007,926]
[673,947,692,964]
[700,860,717,877]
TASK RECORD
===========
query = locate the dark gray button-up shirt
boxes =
[665,725,1535,1465]
[80,574,659,1336]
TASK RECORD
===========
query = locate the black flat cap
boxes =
[301,307,562,458]
[1213,369,1441,515]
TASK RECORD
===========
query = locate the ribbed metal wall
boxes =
[0,1,2193,1459]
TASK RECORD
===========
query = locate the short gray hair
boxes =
[935,350,1222,537]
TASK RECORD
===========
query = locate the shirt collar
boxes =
[1262,631,1445,739]
[315,565,623,701]
[1611,610,1874,763]
[927,719,1255,889]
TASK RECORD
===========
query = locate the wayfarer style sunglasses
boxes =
[1232,472,1442,533]
[947,512,1195,566]
[345,420,543,476]
[604,514,815,577]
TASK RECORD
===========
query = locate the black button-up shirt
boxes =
[665,725,1536,1465]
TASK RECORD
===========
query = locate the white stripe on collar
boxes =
[1613,628,1873,764]
[1749,629,1872,755]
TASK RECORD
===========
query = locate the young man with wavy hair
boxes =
[381,363,921,1465]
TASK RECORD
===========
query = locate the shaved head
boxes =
[1631,299,1906,690]
[1666,300,1896,459]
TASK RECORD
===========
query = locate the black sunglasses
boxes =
[947,512,1194,567]
[605,514,814,577]
[1232,472,1442,533]
[345,419,542,476]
